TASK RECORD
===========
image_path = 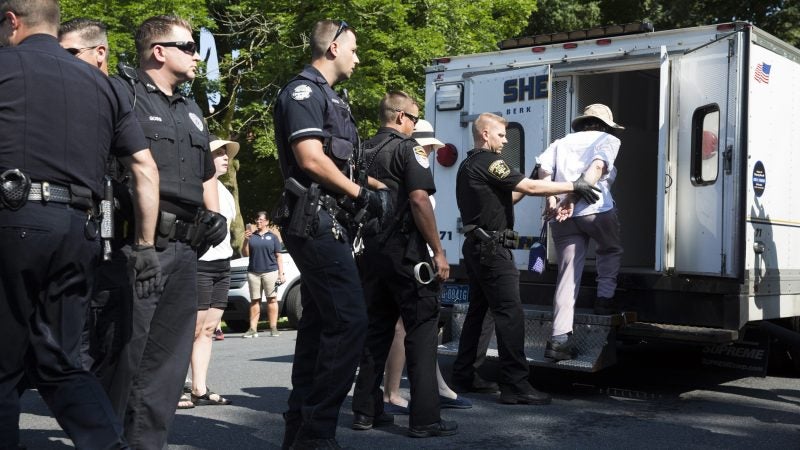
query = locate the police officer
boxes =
[0,1,160,448]
[273,19,389,449]
[58,16,128,387]
[351,91,457,438]
[58,18,109,74]
[106,15,226,449]
[451,113,599,405]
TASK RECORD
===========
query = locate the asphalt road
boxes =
[19,329,800,449]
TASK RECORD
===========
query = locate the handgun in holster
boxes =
[285,177,320,239]
[473,228,499,263]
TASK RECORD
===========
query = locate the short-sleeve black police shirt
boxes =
[456,149,525,231]
[364,127,436,231]
[111,70,214,216]
[273,65,359,187]
[0,34,147,198]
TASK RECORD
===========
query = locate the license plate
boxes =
[440,283,469,305]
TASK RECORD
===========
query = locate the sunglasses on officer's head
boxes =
[331,20,349,43]
[150,41,197,55]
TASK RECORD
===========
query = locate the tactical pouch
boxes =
[155,210,177,250]
[498,229,520,249]
[324,135,355,166]
[69,184,95,210]
[286,183,320,240]
[0,169,31,210]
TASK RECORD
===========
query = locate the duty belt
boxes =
[0,179,95,210]
[29,182,71,203]
[464,226,519,249]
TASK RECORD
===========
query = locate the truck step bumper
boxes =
[439,303,636,372]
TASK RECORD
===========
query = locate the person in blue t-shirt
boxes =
[241,211,285,337]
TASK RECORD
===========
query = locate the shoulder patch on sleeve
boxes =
[291,84,313,101]
[413,145,430,169]
[488,160,511,179]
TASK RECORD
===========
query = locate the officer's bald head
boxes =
[135,15,193,60]
[472,113,507,142]
[311,20,356,60]
[0,0,59,43]
[59,18,107,45]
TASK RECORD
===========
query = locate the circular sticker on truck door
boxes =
[752,161,766,197]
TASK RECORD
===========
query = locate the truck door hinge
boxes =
[723,144,733,174]
[728,39,735,58]
[721,253,727,274]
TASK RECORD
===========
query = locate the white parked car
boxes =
[222,250,302,332]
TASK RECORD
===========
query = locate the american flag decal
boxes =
[754,62,771,84]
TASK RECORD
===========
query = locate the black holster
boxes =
[286,183,321,240]
[155,210,177,250]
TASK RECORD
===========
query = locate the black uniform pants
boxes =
[284,212,368,440]
[0,203,126,449]
[452,240,530,391]
[81,249,132,387]
[352,235,441,428]
[109,241,197,449]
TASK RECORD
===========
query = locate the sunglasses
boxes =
[394,109,419,125]
[150,41,197,55]
[64,45,100,56]
[331,20,349,43]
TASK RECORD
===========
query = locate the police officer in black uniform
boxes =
[106,15,226,449]
[351,91,458,438]
[0,1,160,448]
[273,19,390,450]
[452,113,599,405]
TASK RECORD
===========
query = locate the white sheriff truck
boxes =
[428,22,800,372]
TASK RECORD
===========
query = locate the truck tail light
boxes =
[437,144,458,167]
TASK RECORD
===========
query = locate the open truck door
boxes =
[672,35,741,277]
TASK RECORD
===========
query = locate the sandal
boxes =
[177,393,195,409]
[191,387,232,406]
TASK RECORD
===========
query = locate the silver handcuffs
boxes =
[414,262,435,285]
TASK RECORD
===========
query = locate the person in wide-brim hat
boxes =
[412,119,445,150]
[571,103,625,131]
[209,136,240,159]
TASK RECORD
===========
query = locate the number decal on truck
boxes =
[439,231,452,240]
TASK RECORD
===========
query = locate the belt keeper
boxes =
[41,181,50,202]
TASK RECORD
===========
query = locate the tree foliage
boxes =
[59,0,800,254]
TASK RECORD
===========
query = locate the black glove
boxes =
[200,210,228,247]
[355,187,393,226]
[572,174,601,204]
[131,244,162,298]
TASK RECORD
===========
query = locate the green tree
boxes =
[205,0,538,249]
